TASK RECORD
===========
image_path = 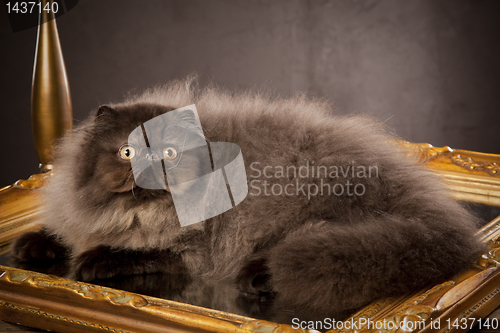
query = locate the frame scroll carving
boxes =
[399,142,500,207]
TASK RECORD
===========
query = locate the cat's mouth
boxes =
[130,166,173,193]
[111,170,171,196]
[132,183,171,193]
[129,185,171,200]
[129,178,171,193]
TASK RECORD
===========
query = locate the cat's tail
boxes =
[262,211,485,320]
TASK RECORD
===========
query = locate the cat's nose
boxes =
[146,152,161,161]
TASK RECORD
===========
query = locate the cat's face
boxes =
[79,103,206,201]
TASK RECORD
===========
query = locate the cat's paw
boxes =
[94,272,193,300]
[72,246,132,281]
[237,256,274,296]
[10,229,70,276]
[72,246,189,282]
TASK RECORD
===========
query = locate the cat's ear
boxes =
[95,105,118,120]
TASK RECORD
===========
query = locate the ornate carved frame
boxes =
[1,2,500,332]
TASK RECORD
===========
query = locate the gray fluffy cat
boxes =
[12,77,484,320]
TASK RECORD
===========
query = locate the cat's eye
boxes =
[119,145,136,160]
[163,147,178,160]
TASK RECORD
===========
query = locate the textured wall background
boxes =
[1,0,499,186]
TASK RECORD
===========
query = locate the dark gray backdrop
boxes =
[1,0,499,186]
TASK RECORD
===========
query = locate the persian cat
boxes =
[12,77,484,320]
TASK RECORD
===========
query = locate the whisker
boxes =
[132,182,137,200]
[131,176,138,200]
[384,115,396,123]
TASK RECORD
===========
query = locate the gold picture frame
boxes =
[1,144,499,333]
